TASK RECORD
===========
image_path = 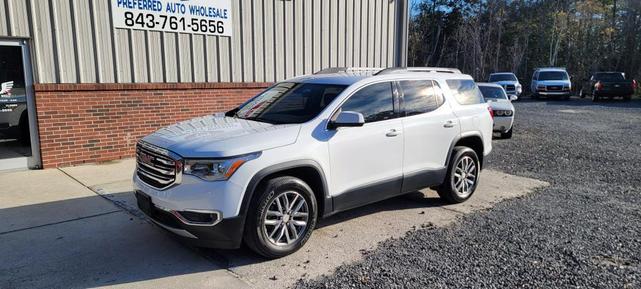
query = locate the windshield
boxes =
[594,73,625,81]
[539,71,569,81]
[489,74,517,82]
[233,82,347,124]
[479,86,508,100]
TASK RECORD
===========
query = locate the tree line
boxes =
[408,0,641,89]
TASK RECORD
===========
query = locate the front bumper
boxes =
[134,190,245,249]
[536,90,571,97]
[493,116,514,133]
[133,173,247,249]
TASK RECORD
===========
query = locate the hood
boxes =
[487,99,514,111]
[142,113,301,158]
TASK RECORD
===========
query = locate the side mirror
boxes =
[509,95,518,101]
[328,111,365,129]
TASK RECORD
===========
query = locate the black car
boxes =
[580,72,637,102]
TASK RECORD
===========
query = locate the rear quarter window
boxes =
[398,80,445,116]
[445,79,485,105]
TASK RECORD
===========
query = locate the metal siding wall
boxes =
[192,34,206,82]
[312,0,321,73]
[387,0,396,67]
[303,0,313,75]
[52,0,78,82]
[93,0,116,83]
[263,0,275,82]
[6,0,30,36]
[147,31,164,82]
[73,0,97,83]
[0,0,8,35]
[163,32,178,82]
[252,0,264,82]
[294,0,303,76]
[0,0,400,84]
[29,0,56,83]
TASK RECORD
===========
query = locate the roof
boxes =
[286,67,471,86]
[535,67,568,72]
[489,72,516,75]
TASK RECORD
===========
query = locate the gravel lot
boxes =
[296,99,641,288]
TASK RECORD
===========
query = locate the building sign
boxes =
[111,0,232,37]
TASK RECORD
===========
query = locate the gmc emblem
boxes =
[138,152,154,166]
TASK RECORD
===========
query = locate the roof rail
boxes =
[375,67,462,75]
[535,67,567,71]
[313,67,383,76]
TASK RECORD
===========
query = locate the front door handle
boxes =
[386,129,400,137]
[443,120,456,128]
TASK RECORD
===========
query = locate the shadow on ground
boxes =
[0,187,450,288]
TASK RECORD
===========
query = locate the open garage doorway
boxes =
[0,39,40,170]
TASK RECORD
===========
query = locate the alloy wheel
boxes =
[453,156,477,198]
[263,191,309,246]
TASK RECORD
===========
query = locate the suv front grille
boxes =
[136,142,179,190]
[547,85,562,91]
[505,84,516,91]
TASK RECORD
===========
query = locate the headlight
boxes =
[183,152,261,181]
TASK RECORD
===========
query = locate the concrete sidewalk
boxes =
[0,159,548,288]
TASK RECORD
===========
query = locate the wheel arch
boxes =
[447,134,485,169]
[240,160,330,223]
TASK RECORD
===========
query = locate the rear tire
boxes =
[244,176,317,259]
[437,147,480,204]
[624,95,631,101]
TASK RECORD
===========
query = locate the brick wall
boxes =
[34,82,271,168]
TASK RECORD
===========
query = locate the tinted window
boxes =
[446,79,485,105]
[539,71,569,80]
[399,80,444,116]
[479,86,508,100]
[341,82,395,123]
[235,82,347,124]
[489,74,517,82]
[594,73,625,81]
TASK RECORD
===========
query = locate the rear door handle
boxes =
[443,120,456,128]
[386,129,400,137]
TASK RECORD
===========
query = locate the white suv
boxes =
[133,67,493,258]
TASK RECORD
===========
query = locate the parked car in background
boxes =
[530,68,572,100]
[579,72,637,102]
[478,83,515,139]
[0,81,29,143]
[488,72,522,97]
[133,67,493,258]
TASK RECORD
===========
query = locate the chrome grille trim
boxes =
[136,141,182,190]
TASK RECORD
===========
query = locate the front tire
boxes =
[437,147,480,204]
[244,176,317,259]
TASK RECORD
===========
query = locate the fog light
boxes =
[172,210,221,226]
